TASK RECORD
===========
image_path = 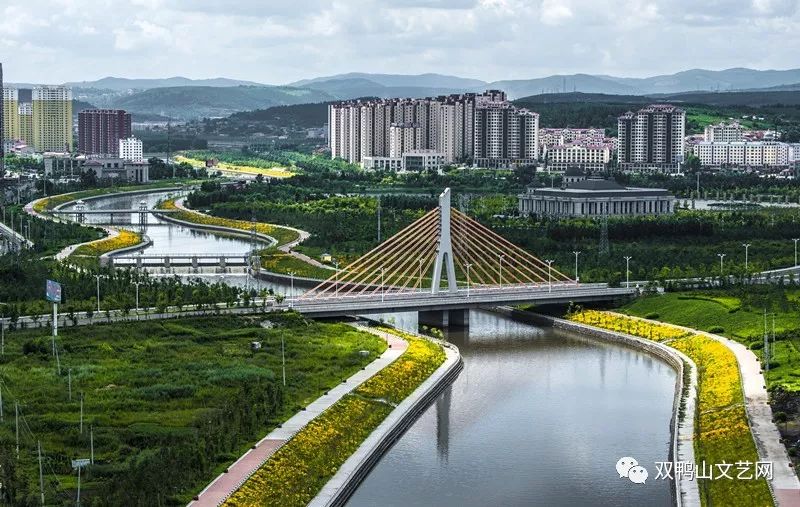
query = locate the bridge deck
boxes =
[51,209,178,214]
[291,284,634,317]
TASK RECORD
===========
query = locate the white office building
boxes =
[546,143,612,172]
[119,136,143,162]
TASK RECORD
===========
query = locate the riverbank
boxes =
[567,309,781,506]
[221,326,458,506]
[493,306,700,507]
[0,314,385,504]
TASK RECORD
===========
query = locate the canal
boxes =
[71,190,678,506]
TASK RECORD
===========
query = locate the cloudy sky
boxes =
[2,0,799,84]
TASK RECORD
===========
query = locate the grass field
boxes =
[0,313,385,505]
[620,289,800,391]
[175,155,294,179]
[259,252,335,280]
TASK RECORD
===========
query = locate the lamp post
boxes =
[717,253,726,277]
[93,275,101,313]
[466,263,472,297]
[380,267,386,302]
[572,250,581,283]
[288,271,295,308]
[624,256,632,289]
[0,302,8,356]
[742,243,751,272]
[418,258,424,292]
[498,255,504,288]
[545,259,554,292]
[334,260,339,297]
[133,282,142,313]
[793,238,799,267]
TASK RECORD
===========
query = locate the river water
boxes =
[67,190,678,506]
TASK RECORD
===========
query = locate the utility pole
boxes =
[68,368,72,401]
[38,440,45,505]
[376,195,381,243]
[793,238,799,267]
[281,336,286,387]
[94,275,101,313]
[546,259,554,292]
[90,426,94,464]
[573,251,581,282]
[80,393,84,434]
[717,253,726,278]
[15,402,19,459]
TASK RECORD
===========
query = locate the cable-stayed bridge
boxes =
[290,188,634,324]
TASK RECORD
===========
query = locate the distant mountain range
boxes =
[63,76,265,91]
[291,68,800,100]
[8,68,800,121]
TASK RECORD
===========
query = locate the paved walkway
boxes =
[616,313,800,507]
[188,325,408,507]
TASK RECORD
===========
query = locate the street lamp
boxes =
[418,258,424,292]
[624,256,632,289]
[288,271,296,308]
[498,255,505,288]
[742,243,751,272]
[334,260,339,297]
[133,282,143,313]
[793,238,799,267]
[466,263,472,297]
[380,267,386,302]
[545,259,554,292]
[93,275,101,313]
[717,253,726,277]
[572,251,581,283]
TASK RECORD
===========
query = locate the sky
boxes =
[1,0,799,85]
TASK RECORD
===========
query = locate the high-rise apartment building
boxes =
[32,85,73,152]
[119,136,144,162]
[473,100,539,167]
[329,90,536,168]
[618,104,685,171]
[2,87,20,142]
[18,103,33,146]
[78,109,132,156]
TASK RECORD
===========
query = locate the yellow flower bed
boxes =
[157,198,299,247]
[568,310,773,506]
[72,229,142,257]
[175,155,295,179]
[224,329,446,507]
[570,309,691,342]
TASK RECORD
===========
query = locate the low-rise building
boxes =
[693,141,790,168]
[362,149,446,172]
[539,128,605,150]
[704,121,744,142]
[44,154,149,183]
[518,178,675,218]
[546,143,612,172]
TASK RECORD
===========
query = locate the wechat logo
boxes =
[616,456,648,484]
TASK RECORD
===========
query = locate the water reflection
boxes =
[346,309,676,507]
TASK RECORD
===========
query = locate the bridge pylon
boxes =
[301,187,574,300]
[431,188,457,294]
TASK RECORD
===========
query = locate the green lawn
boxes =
[0,313,385,505]
[620,289,800,391]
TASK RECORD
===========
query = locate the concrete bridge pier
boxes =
[419,309,469,330]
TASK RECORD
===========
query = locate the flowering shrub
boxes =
[224,329,446,507]
[73,229,142,256]
[569,309,690,342]
[158,199,299,247]
[568,310,772,506]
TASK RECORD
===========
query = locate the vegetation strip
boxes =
[71,229,143,257]
[569,310,773,506]
[224,328,446,507]
[175,153,295,179]
[156,198,299,248]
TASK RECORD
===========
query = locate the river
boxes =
[66,189,678,506]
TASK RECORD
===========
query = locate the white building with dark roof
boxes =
[518,178,675,218]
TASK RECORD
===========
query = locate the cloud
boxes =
[540,0,573,25]
[1,0,799,84]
